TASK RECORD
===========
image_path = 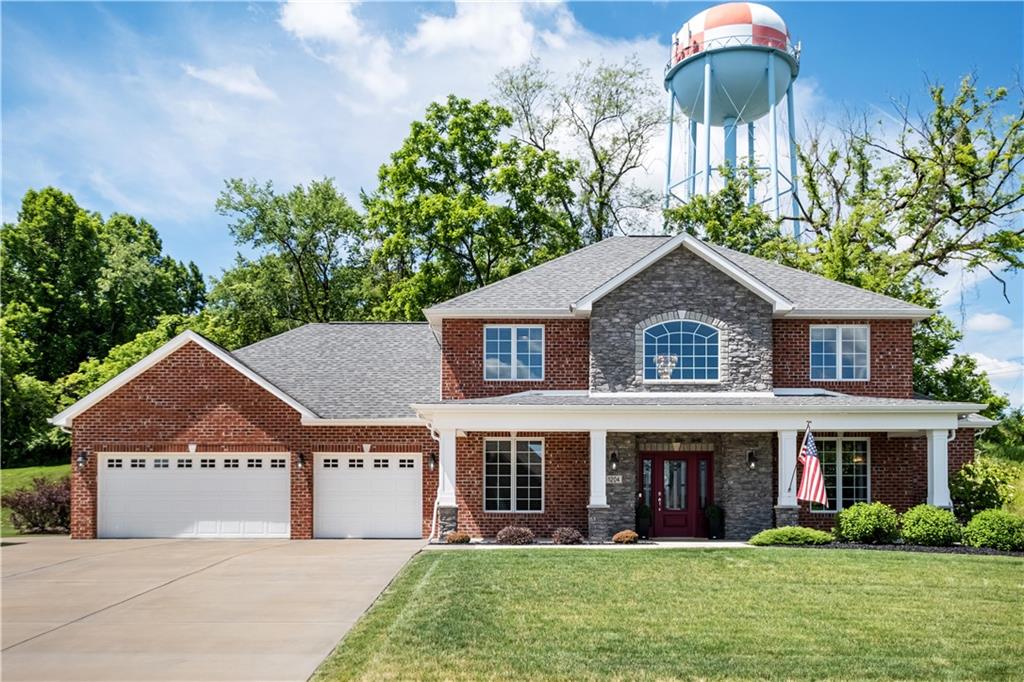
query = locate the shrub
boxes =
[835,502,900,544]
[950,458,1020,522]
[1,476,71,533]
[612,529,638,544]
[444,531,470,544]
[899,504,961,546]
[748,526,833,546]
[961,509,1024,551]
[496,526,534,545]
[552,527,584,545]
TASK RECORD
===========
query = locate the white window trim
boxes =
[482,436,545,514]
[641,321,722,385]
[809,324,871,382]
[482,324,545,382]
[809,437,871,514]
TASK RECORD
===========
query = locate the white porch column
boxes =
[776,430,798,507]
[589,430,608,507]
[437,428,457,507]
[927,429,952,508]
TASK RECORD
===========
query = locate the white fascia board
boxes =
[572,234,793,314]
[423,307,577,333]
[301,417,426,426]
[413,405,965,433]
[777,308,935,321]
[50,330,318,428]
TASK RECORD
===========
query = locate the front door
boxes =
[640,452,713,538]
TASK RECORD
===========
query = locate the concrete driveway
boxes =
[1,536,423,682]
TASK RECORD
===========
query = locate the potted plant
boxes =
[705,503,725,539]
[635,502,652,539]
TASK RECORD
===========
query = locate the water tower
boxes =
[663,2,801,234]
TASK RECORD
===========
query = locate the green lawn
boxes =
[314,548,1024,681]
[1,463,71,536]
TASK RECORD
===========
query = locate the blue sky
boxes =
[2,1,1022,403]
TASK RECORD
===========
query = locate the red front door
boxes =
[640,452,713,538]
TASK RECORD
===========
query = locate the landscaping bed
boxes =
[780,542,1024,557]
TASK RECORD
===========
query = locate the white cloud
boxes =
[972,353,1024,379]
[408,2,538,67]
[278,1,362,44]
[965,312,1014,333]
[183,64,277,100]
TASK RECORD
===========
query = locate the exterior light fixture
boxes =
[297,453,306,469]
[362,443,372,453]
[187,443,197,453]
[747,450,758,470]
[429,454,437,472]
[76,450,88,469]
[609,451,619,472]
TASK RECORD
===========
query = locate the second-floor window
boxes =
[643,320,720,382]
[484,325,544,381]
[810,325,869,380]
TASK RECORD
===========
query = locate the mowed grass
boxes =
[1,464,70,536]
[314,548,1024,681]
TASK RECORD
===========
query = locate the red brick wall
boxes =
[440,318,589,399]
[796,430,976,530]
[772,319,914,398]
[70,341,438,539]
[453,432,589,538]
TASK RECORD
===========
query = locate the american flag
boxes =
[796,426,829,507]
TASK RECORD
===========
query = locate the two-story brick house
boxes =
[52,233,991,540]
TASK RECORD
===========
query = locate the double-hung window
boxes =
[810,325,869,380]
[484,439,543,512]
[483,325,544,380]
[811,438,869,512]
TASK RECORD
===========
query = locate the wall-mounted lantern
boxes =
[747,449,758,470]
[609,450,620,472]
[429,454,437,472]
[297,453,306,469]
[76,450,89,469]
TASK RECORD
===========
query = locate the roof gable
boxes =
[50,330,318,428]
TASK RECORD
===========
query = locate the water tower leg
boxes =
[723,117,737,171]
[663,90,675,210]
[786,81,800,238]
[688,120,698,198]
[767,54,780,220]
[703,56,712,196]
[747,122,756,206]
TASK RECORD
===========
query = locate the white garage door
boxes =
[315,453,422,538]
[98,454,291,538]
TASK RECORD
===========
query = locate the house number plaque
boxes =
[606,475,622,484]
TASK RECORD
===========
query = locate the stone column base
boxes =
[587,505,614,542]
[437,505,458,537]
[774,505,799,527]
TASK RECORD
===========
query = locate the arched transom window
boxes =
[644,320,720,381]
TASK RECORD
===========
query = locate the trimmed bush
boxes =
[962,509,1024,551]
[950,458,1020,522]
[748,526,833,546]
[835,502,900,544]
[900,504,961,547]
[612,529,638,544]
[552,527,584,545]
[1,476,71,534]
[444,531,470,544]
[496,526,534,545]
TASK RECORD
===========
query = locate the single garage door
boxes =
[98,454,291,538]
[314,453,422,538]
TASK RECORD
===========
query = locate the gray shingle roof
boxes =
[232,323,438,420]
[426,236,929,317]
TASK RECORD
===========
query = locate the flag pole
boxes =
[787,421,811,493]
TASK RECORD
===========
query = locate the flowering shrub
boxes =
[1,477,71,534]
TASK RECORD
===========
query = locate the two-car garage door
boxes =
[97,452,423,539]
[98,454,291,538]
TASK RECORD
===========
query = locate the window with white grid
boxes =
[484,439,543,512]
[643,320,719,382]
[107,458,123,468]
[200,458,216,469]
[810,326,869,380]
[154,458,169,469]
[811,439,870,512]
[247,458,262,469]
[484,326,544,380]
[130,458,146,469]
[224,459,239,469]
[177,458,192,469]
[270,458,286,469]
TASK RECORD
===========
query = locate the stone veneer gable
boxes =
[589,246,774,392]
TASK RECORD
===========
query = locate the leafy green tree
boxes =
[495,56,665,241]
[210,178,368,345]
[977,408,1024,463]
[362,95,580,320]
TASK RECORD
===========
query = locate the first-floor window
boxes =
[811,438,869,512]
[484,439,543,512]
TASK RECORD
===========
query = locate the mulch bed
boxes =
[798,542,1024,557]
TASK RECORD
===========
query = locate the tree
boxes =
[495,56,665,241]
[663,77,1022,421]
[210,178,368,345]
[977,408,1024,463]
[362,95,580,320]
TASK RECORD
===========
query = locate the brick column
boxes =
[290,452,313,539]
[70,446,97,539]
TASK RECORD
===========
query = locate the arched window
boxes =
[643,320,719,381]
